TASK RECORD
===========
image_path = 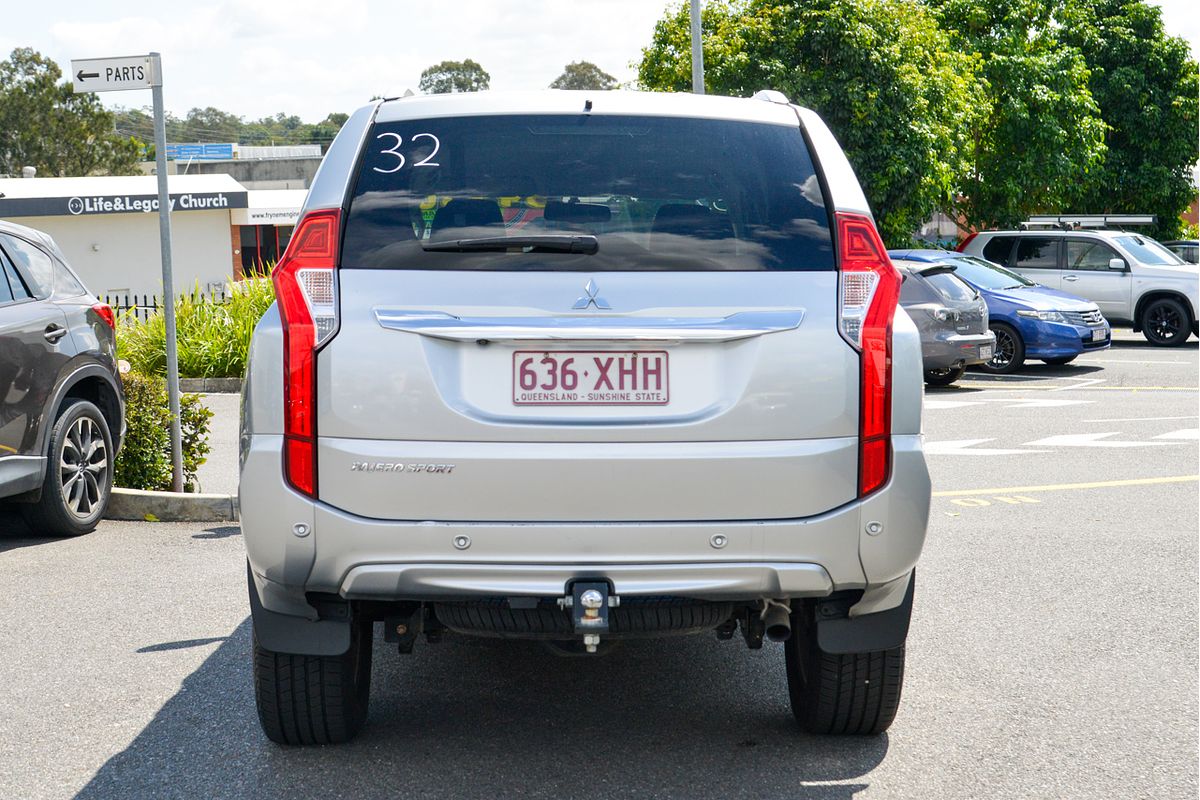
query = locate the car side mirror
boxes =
[1108,257,1127,271]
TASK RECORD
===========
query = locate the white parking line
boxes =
[1051,377,1107,392]
[1078,358,1191,365]
[1085,415,1198,423]
[1155,429,1200,440]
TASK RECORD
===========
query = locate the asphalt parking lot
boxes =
[0,331,1195,800]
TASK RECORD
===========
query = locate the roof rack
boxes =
[1021,214,1157,231]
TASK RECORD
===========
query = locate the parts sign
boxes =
[70,55,157,92]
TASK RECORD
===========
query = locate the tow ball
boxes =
[557,581,620,653]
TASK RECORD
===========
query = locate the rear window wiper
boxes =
[422,234,599,254]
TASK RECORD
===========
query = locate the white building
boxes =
[0,174,302,301]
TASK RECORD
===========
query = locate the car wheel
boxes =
[253,616,373,745]
[1140,297,1192,346]
[923,365,966,386]
[21,399,113,537]
[785,614,905,735]
[1041,356,1077,366]
[978,323,1024,374]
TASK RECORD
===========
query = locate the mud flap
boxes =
[248,564,350,656]
[815,572,914,654]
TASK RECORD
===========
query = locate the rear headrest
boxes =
[432,198,503,232]
[651,204,734,241]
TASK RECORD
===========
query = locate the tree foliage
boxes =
[110,106,348,150]
[0,48,142,177]
[1057,0,1198,239]
[550,61,619,90]
[930,0,1108,230]
[419,59,491,94]
[637,0,984,245]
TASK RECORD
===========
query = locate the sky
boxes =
[0,0,1196,124]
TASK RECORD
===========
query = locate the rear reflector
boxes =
[272,208,341,498]
[836,212,901,497]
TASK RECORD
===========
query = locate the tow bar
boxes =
[558,581,620,653]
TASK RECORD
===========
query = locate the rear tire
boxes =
[785,619,905,735]
[1041,355,1077,366]
[21,399,113,537]
[979,323,1024,374]
[253,617,373,745]
[1140,297,1192,346]
[923,365,965,386]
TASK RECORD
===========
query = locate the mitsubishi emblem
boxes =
[572,279,610,310]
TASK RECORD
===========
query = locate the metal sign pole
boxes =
[690,0,705,95]
[149,53,184,492]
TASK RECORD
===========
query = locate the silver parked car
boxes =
[240,90,932,744]
[960,229,1200,346]
[893,259,994,386]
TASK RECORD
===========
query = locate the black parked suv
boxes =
[0,220,124,535]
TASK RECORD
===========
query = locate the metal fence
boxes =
[101,289,229,322]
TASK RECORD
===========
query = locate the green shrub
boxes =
[117,277,276,379]
[114,372,214,492]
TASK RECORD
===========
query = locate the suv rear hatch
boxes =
[276,106,897,522]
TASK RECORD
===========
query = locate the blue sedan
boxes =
[889,249,1112,373]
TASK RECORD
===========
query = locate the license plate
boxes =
[1092,328,1108,341]
[513,350,669,405]
[980,345,993,360]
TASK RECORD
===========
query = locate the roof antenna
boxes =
[583,99,593,112]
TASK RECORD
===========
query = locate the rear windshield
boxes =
[924,271,977,302]
[341,114,835,271]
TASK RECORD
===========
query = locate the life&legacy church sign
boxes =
[0,190,248,218]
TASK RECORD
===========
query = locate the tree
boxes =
[637,0,984,245]
[0,48,142,176]
[418,59,490,94]
[550,61,619,90]
[1058,0,1198,239]
[930,0,1108,230]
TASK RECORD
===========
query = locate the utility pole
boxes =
[690,0,705,94]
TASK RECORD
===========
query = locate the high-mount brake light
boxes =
[836,212,901,497]
[272,208,340,497]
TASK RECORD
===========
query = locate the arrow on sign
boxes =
[1024,432,1181,448]
[925,438,1050,456]
[76,70,98,81]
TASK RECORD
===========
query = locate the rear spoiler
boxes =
[916,264,958,277]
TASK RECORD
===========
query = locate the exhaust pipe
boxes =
[761,603,792,642]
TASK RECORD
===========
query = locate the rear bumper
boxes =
[922,332,995,369]
[241,432,930,611]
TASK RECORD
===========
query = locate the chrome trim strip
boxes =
[372,309,804,343]
[340,561,833,600]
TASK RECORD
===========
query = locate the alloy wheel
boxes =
[1147,303,1184,343]
[989,329,1015,369]
[59,415,108,519]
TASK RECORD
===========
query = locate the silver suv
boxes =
[961,229,1200,346]
[240,91,931,744]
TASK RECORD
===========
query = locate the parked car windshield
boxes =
[1114,235,1187,266]
[342,114,835,272]
[947,256,1036,290]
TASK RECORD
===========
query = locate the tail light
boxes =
[272,208,340,497]
[836,212,901,497]
[956,232,977,252]
[91,303,115,329]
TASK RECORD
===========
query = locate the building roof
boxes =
[0,173,244,199]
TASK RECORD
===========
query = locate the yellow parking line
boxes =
[933,475,1199,497]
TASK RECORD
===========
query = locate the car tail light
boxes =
[91,303,115,329]
[956,232,977,252]
[272,208,340,497]
[836,212,901,497]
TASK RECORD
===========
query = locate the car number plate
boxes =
[513,350,669,405]
[1092,328,1107,341]
[980,345,994,360]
